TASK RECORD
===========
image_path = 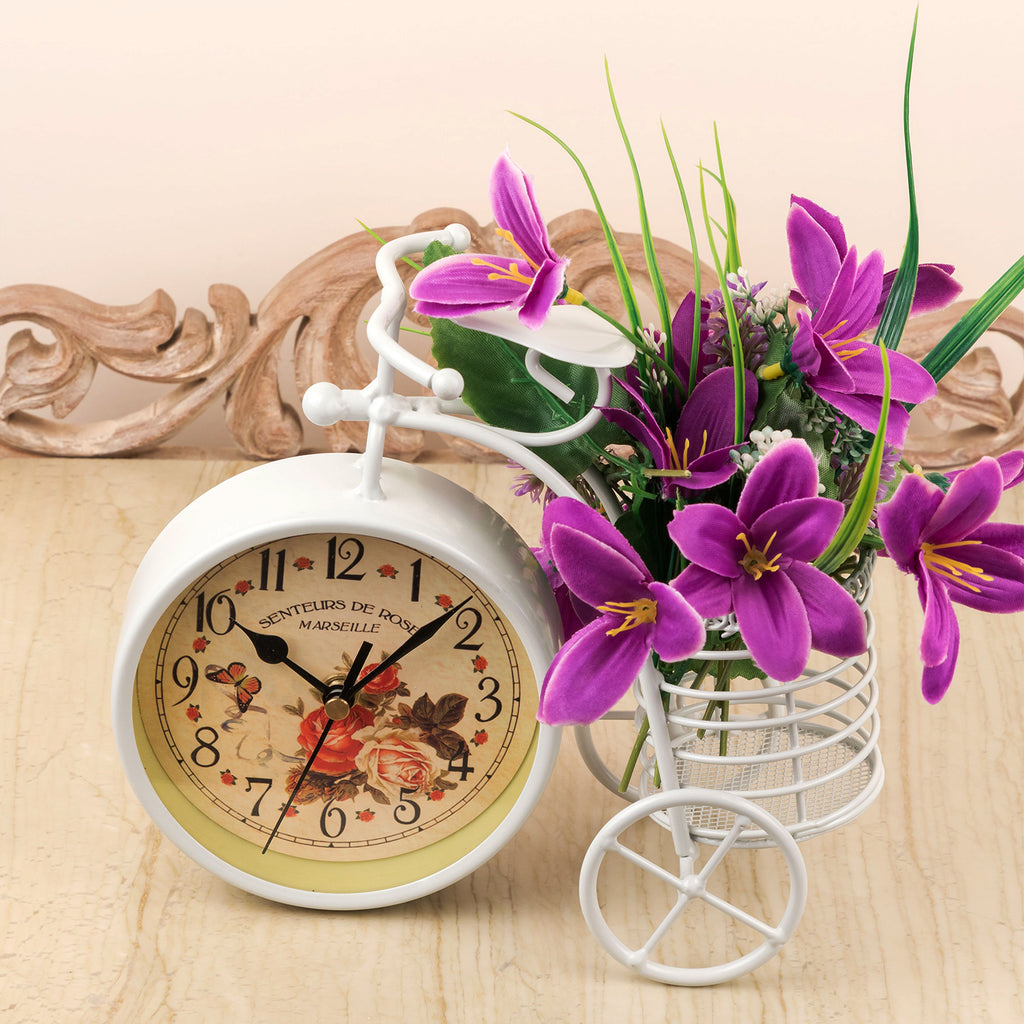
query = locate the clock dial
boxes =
[134,532,540,872]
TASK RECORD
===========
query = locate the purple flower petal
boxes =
[647,581,706,661]
[926,457,1003,544]
[784,561,867,658]
[519,257,568,328]
[544,497,649,577]
[788,202,843,312]
[732,570,812,681]
[929,542,1024,613]
[668,503,745,577]
[548,521,650,607]
[674,563,735,618]
[749,496,845,563]
[871,263,961,328]
[790,195,848,262]
[877,473,945,570]
[490,151,557,268]
[736,439,819,526]
[918,555,957,669]
[537,615,652,725]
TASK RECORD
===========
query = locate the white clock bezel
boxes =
[112,452,562,909]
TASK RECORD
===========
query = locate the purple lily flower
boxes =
[410,151,579,329]
[669,439,868,681]
[602,366,757,495]
[537,498,705,726]
[877,458,1024,702]
[784,196,959,445]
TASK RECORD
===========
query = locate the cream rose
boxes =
[353,727,446,801]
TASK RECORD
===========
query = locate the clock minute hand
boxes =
[344,594,473,702]
[233,621,328,695]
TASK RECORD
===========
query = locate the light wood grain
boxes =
[2,457,1022,1023]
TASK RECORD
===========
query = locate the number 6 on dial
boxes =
[112,453,562,909]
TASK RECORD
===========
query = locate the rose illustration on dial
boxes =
[135,532,537,865]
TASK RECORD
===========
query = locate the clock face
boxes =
[132,530,542,893]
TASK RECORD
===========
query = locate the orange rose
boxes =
[296,704,374,775]
[359,661,402,694]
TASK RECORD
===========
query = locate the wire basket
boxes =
[633,551,883,847]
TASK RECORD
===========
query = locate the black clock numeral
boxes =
[195,590,237,635]
[410,557,422,602]
[245,777,273,816]
[259,548,286,592]
[393,789,421,825]
[190,727,220,768]
[325,536,367,581]
[446,749,474,782]
[319,798,347,839]
[453,606,484,651]
[170,655,199,705]
[475,677,503,723]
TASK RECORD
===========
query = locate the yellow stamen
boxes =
[736,530,782,580]
[495,227,540,272]
[563,287,585,305]
[922,539,993,594]
[472,256,533,287]
[596,598,658,637]
[759,362,785,381]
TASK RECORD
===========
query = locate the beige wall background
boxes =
[1,0,1021,448]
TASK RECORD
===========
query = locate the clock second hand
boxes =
[261,641,374,856]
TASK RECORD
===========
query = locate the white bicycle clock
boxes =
[113,225,883,985]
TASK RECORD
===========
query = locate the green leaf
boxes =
[430,316,624,479]
[874,9,920,351]
[604,60,672,345]
[662,123,702,395]
[713,126,741,274]
[917,252,1024,387]
[510,110,642,333]
[699,165,746,445]
[814,344,892,575]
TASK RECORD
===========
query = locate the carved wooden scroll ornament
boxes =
[0,209,1020,469]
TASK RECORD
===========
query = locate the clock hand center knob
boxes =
[322,674,352,721]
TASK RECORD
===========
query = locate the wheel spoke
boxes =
[696,814,750,884]
[632,894,691,967]
[699,888,784,942]
[610,841,690,894]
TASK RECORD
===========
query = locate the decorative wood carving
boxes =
[0,210,1021,468]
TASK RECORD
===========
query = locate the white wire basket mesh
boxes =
[633,551,883,847]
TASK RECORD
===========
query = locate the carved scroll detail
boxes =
[0,213,1020,468]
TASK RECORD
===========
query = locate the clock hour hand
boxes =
[345,594,472,701]
[232,621,328,696]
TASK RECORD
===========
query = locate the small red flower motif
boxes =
[472,730,488,746]
[472,656,488,673]
[428,790,445,801]
[436,594,453,610]
[186,704,201,722]
[377,564,398,579]
[235,579,253,595]
[282,805,299,817]
[357,809,375,823]
[220,770,236,786]
[293,556,313,571]
[192,636,209,653]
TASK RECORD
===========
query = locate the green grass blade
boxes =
[604,60,672,346]
[815,345,892,575]
[510,111,642,333]
[713,126,741,274]
[917,252,1024,387]
[874,9,920,351]
[662,123,702,395]
[699,164,746,444]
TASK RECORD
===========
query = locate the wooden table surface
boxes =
[2,456,1022,1023]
